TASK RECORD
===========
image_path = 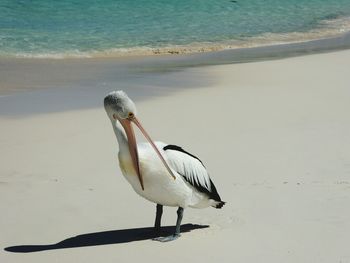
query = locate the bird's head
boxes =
[104,90,137,122]
[104,90,176,190]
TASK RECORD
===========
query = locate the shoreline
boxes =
[1,29,350,61]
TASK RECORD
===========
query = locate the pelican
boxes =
[104,90,225,242]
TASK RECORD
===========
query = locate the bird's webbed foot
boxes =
[152,233,180,242]
[151,206,183,242]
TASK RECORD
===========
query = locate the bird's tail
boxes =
[212,200,226,209]
[208,179,225,209]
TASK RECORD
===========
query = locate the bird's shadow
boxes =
[4,224,208,253]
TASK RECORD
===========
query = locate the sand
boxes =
[1,50,350,262]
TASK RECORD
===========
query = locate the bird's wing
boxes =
[162,144,212,192]
[155,143,223,204]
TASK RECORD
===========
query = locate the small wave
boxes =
[3,15,350,59]
[5,50,93,59]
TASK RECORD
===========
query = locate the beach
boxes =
[1,49,350,262]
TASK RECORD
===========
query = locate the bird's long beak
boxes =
[117,117,145,190]
[115,115,176,191]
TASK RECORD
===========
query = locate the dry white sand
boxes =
[1,50,350,262]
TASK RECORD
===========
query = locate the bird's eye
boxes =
[128,112,134,118]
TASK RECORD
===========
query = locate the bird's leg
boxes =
[154,204,163,233]
[153,207,184,242]
[174,207,184,236]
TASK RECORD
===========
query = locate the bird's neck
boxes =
[112,120,129,153]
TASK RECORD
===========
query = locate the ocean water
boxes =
[1,0,350,58]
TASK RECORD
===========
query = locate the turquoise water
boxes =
[1,0,350,58]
